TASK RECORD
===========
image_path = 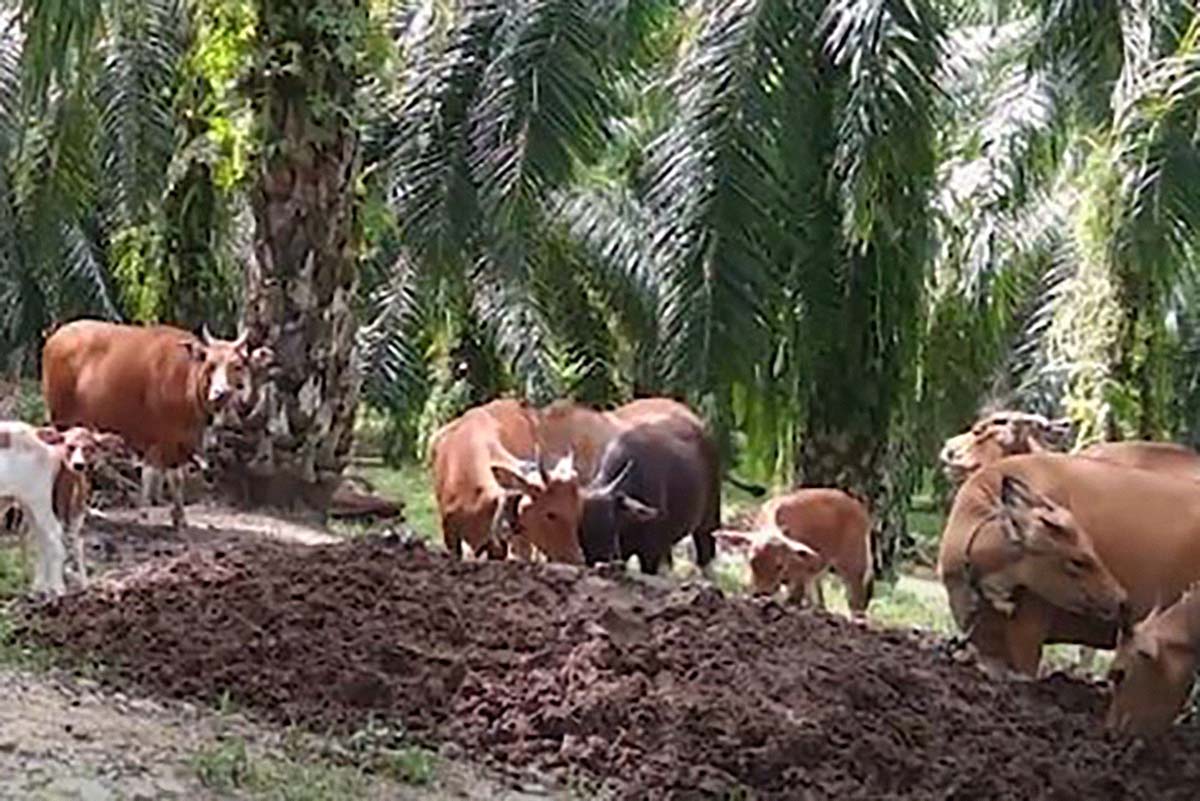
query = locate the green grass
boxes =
[375,744,437,786]
[191,734,436,800]
[0,544,59,670]
[340,461,440,543]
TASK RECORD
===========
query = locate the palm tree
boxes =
[205,0,370,513]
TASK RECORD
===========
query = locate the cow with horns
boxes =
[41,319,266,529]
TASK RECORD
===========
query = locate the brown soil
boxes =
[21,536,1200,800]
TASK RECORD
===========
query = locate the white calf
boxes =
[0,422,121,597]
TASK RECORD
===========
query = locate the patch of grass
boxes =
[343,718,439,787]
[192,736,374,801]
[0,545,55,670]
[346,462,439,543]
[376,744,437,786]
[861,578,956,635]
[13,379,45,424]
[0,543,27,599]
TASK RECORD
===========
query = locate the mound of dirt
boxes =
[23,539,1200,799]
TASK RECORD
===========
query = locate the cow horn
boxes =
[201,324,214,347]
[549,448,576,482]
[594,458,633,496]
[533,442,549,484]
[232,327,250,351]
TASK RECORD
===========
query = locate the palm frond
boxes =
[16,0,101,106]
[553,184,659,376]
[1109,16,1200,290]
[821,0,945,246]
[468,0,618,286]
[358,248,430,411]
[642,0,798,394]
[381,1,502,258]
[96,0,188,229]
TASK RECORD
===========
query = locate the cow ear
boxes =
[1034,511,1076,543]
[617,494,658,523]
[250,346,274,370]
[713,529,755,550]
[1136,636,1161,663]
[97,433,124,451]
[34,427,63,445]
[780,536,819,560]
[999,474,1039,512]
[180,339,205,362]
[492,464,542,496]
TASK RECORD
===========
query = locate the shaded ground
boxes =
[20,535,1200,800]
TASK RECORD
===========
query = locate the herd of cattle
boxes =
[2,319,1200,741]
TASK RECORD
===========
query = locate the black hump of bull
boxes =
[578,418,720,575]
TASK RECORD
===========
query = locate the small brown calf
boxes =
[716,488,874,614]
[1107,583,1200,738]
[0,422,123,595]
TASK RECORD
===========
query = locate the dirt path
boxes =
[0,668,215,801]
[0,664,579,801]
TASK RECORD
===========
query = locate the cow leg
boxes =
[66,516,87,589]
[841,566,872,617]
[1076,646,1097,675]
[27,504,67,597]
[509,533,534,561]
[966,605,1019,674]
[1003,599,1050,677]
[637,551,663,576]
[692,529,716,578]
[441,514,464,560]
[786,579,811,607]
[167,467,186,530]
[140,464,164,507]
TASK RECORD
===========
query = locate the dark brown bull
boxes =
[572,416,721,576]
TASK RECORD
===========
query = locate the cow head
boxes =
[491,450,587,565]
[967,474,1127,624]
[714,527,824,599]
[577,460,658,565]
[940,412,1073,484]
[1106,586,1200,738]
[35,426,127,471]
[181,326,253,412]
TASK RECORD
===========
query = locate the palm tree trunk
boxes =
[797,244,923,574]
[209,0,365,516]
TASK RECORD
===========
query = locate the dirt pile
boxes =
[23,538,1200,800]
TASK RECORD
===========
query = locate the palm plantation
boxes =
[2,0,1200,567]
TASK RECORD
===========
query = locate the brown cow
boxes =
[941,412,1200,672]
[715,488,874,614]
[934,452,1200,675]
[715,526,823,599]
[938,411,1073,483]
[492,397,723,574]
[42,320,257,529]
[429,398,542,560]
[1106,582,1200,738]
[940,409,1200,483]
